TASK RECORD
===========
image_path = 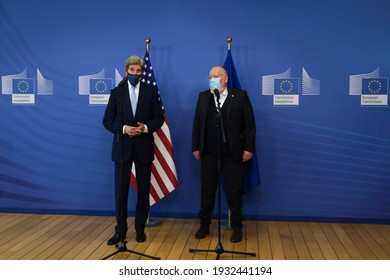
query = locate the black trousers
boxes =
[114,159,151,238]
[199,153,244,229]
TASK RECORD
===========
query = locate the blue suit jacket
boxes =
[103,81,164,164]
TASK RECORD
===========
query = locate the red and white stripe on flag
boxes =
[130,115,178,205]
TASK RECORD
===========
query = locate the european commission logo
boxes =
[78,68,122,105]
[262,67,320,106]
[90,79,111,94]
[274,78,299,95]
[1,68,53,105]
[349,67,388,106]
[12,79,34,94]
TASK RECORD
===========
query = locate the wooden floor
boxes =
[0,213,389,260]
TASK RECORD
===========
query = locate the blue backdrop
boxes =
[1,0,389,223]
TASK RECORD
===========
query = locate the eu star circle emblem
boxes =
[94,80,108,93]
[17,80,30,93]
[279,80,293,93]
[367,79,382,94]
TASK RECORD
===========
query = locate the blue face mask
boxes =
[127,73,140,86]
[209,77,220,92]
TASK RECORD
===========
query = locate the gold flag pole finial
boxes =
[227,37,232,50]
[145,37,151,53]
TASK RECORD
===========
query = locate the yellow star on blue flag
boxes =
[12,78,34,94]
[90,79,112,94]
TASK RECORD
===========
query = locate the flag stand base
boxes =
[220,219,231,230]
[146,218,161,227]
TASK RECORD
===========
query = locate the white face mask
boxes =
[209,77,220,93]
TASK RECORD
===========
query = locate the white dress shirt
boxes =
[212,87,228,107]
[123,80,148,134]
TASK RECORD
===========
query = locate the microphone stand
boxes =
[189,89,256,260]
[102,93,160,260]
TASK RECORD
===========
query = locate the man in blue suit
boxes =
[103,55,164,244]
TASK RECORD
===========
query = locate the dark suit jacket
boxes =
[192,88,256,161]
[103,81,164,164]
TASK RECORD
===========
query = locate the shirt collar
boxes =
[220,87,228,96]
[210,87,228,96]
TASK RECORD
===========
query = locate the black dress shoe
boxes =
[230,229,242,243]
[136,231,146,243]
[107,233,121,245]
[195,225,210,239]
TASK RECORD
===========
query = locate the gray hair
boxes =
[124,55,145,71]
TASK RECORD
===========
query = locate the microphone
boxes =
[213,88,220,99]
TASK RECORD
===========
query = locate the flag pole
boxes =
[227,36,232,50]
[144,37,161,228]
[145,37,151,54]
[223,36,232,229]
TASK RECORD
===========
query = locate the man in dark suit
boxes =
[103,55,164,245]
[192,66,256,243]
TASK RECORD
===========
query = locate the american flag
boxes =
[130,51,178,205]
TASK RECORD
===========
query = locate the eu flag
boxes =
[12,78,34,94]
[362,78,388,94]
[274,78,299,94]
[90,79,112,94]
[223,49,261,194]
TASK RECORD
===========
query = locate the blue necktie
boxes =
[130,86,137,116]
